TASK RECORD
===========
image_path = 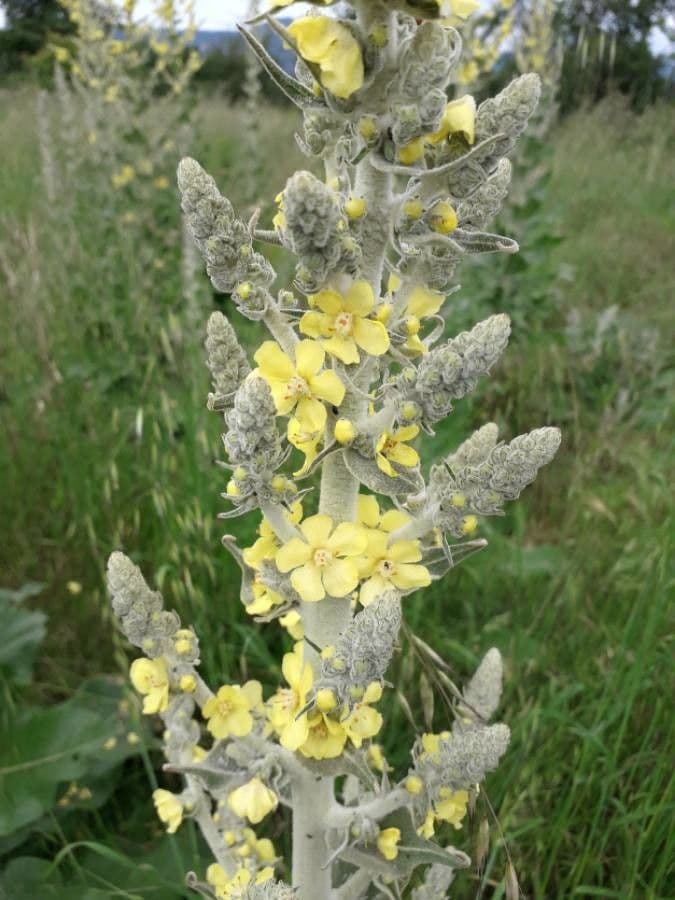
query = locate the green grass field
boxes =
[1,87,673,898]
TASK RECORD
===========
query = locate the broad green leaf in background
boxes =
[0,583,47,686]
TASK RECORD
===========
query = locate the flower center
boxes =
[382,436,397,454]
[278,688,297,712]
[334,311,353,336]
[313,548,333,568]
[377,558,395,577]
[217,699,232,717]
[285,374,309,399]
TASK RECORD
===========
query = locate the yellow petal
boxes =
[295,396,328,431]
[292,563,325,602]
[322,558,359,598]
[308,369,345,407]
[357,494,380,528]
[379,509,410,532]
[299,513,333,546]
[254,341,295,381]
[359,574,389,606]
[280,713,310,751]
[407,285,445,319]
[312,289,343,316]
[387,442,419,468]
[294,339,325,378]
[352,317,390,357]
[344,281,374,316]
[387,540,422,564]
[376,453,397,478]
[322,335,360,365]
[391,563,431,591]
[276,538,312,572]
[299,310,331,338]
[396,424,420,442]
[242,680,263,710]
[327,522,368,557]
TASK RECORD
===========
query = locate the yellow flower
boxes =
[247,576,285,616]
[206,864,273,900]
[461,514,479,535]
[357,530,430,605]
[288,16,364,99]
[243,502,303,570]
[129,656,170,714]
[399,284,445,355]
[152,789,183,833]
[420,731,450,759]
[299,711,347,759]
[435,787,469,829]
[54,46,69,63]
[357,494,410,533]
[375,425,420,477]
[342,700,383,748]
[405,775,424,795]
[300,281,389,365]
[66,580,82,595]
[268,643,314,750]
[427,95,477,146]
[153,175,169,190]
[377,827,401,860]
[111,165,136,189]
[279,609,304,640]
[254,339,345,429]
[429,200,459,235]
[203,681,262,740]
[275,514,368,602]
[228,777,278,824]
[368,743,390,773]
[436,0,480,18]
[287,416,323,476]
[418,808,435,838]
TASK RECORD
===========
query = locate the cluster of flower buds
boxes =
[410,425,561,537]
[179,158,275,318]
[394,313,512,427]
[205,311,251,412]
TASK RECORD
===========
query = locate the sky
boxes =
[0,1,671,52]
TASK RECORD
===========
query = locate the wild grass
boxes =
[0,89,673,897]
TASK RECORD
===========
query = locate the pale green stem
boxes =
[291,12,397,895]
[264,302,299,356]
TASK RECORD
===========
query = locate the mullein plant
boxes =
[107,1,561,897]
[44,0,201,310]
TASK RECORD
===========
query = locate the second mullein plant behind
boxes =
[107,1,561,897]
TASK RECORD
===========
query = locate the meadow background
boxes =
[0,1,674,897]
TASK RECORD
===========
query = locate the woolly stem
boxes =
[264,302,299,355]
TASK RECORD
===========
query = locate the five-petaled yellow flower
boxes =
[299,711,348,759]
[203,681,262,740]
[206,863,274,900]
[254,339,345,430]
[435,787,469,829]
[228,777,278,824]
[300,281,390,365]
[288,16,364,100]
[377,826,401,860]
[357,530,430,606]
[375,425,420,477]
[129,656,170,714]
[341,682,384,747]
[357,494,410,533]
[287,416,324,476]
[268,643,314,750]
[152,789,183,833]
[276,513,368,602]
